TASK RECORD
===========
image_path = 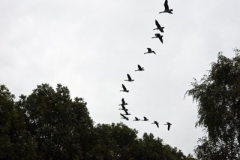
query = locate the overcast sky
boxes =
[1,0,240,156]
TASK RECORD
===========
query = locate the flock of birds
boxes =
[119,0,173,131]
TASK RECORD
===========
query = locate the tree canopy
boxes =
[186,49,240,159]
[0,83,195,159]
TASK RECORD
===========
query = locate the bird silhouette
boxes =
[120,113,129,121]
[119,98,128,106]
[159,0,173,14]
[119,104,128,112]
[135,64,144,71]
[123,109,131,115]
[154,20,164,32]
[125,74,134,82]
[133,117,140,121]
[164,122,172,131]
[120,84,129,92]
[152,121,159,128]
[142,117,149,121]
[152,33,163,43]
[144,48,156,55]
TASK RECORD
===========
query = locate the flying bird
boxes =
[144,48,156,55]
[164,122,172,131]
[142,117,149,121]
[152,121,159,128]
[152,33,163,43]
[120,113,129,121]
[119,98,128,106]
[154,20,164,32]
[159,0,173,14]
[135,65,144,71]
[120,84,129,92]
[119,104,128,112]
[125,74,134,82]
[133,117,140,121]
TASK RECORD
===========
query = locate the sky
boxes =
[1,0,240,156]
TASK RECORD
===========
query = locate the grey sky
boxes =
[1,0,240,156]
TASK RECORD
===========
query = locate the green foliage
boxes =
[21,84,94,159]
[186,49,240,159]
[0,85,36,159]
[91,123,138,159]
[130,133,189,160]
[91,125,192,160]
[194,136,229,160]
[0,83,195,159]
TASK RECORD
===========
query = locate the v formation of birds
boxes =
[119,0,173,131]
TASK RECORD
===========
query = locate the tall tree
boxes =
[186,49,240,159]
[0,85,35,159]
[21,84,94,159]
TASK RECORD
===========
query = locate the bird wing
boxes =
[166,122,172,130]
[159,36,163,43]
[164,0,170,10]
[138,65,141,70]
[155,20,161,28]
[147,48,151,52]
[127,74,132,80]
[122,98,125,104]
[122,84,127,90]
[124,109,129,115]
[120,104,127,110]
[120,113,127,119]
[123,108,128,112]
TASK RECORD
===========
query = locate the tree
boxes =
[91,123,138,160]
[194,136,229,160]
[91,124,193,160]
[1,83,196,159]
[186,49,240,159]
[130,133,191,160]
[20,84,94,159]
[0,85,36,159]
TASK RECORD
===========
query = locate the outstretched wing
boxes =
[160,36,163,43]
[167,122,172,130]
[122,84,127,90]
[127,74,132,81]
[138,65,141,70]
[122,98,125,104]
[120,113,128,120]
[120,104,127,110]
[156,122,159,128]
[168,124,171,130]
[164,0,170,10]
[123,109,129,115]
[155,20,161,28]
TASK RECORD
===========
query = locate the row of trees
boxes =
[186,49,240,159]
[2,49,240,159]
[0,83,194,159]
